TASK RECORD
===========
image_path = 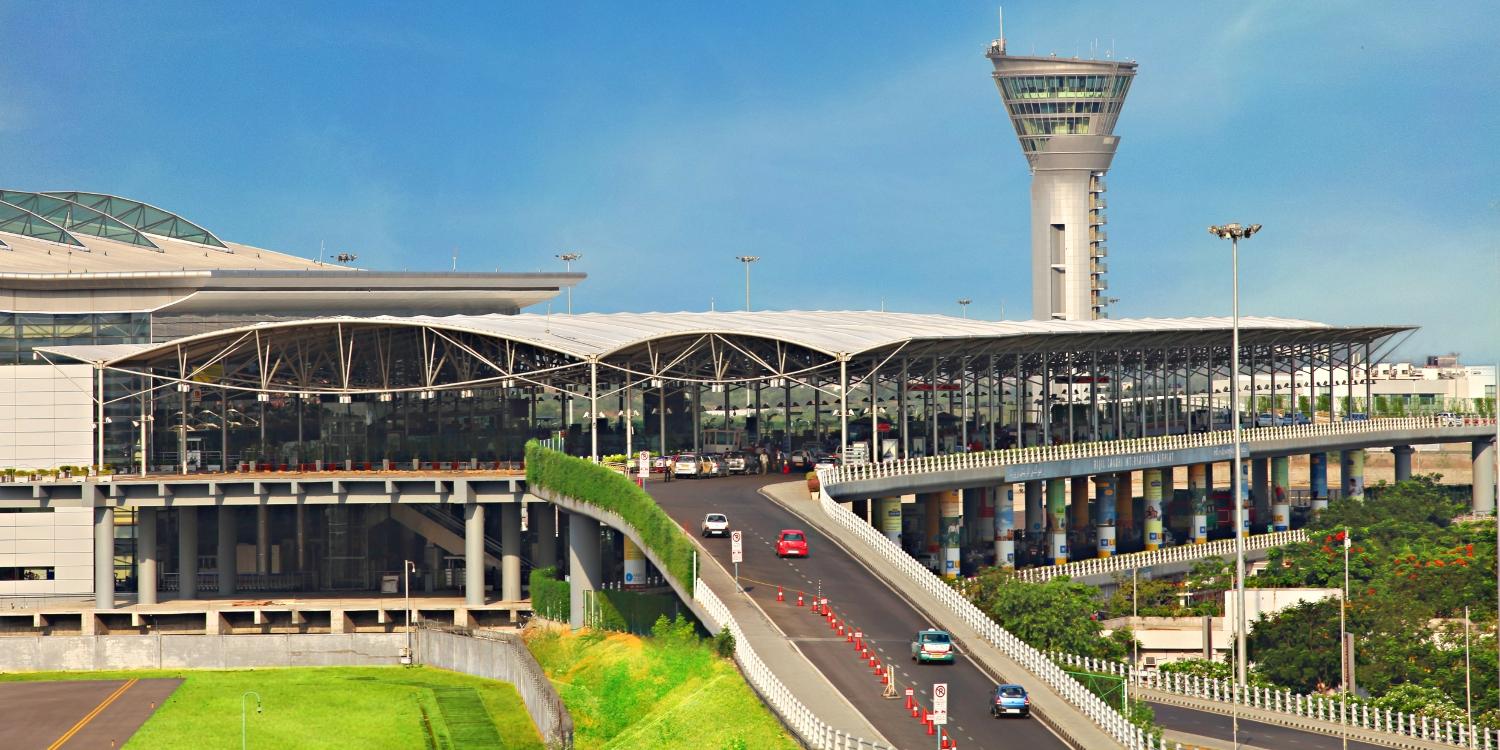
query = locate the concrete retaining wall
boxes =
[0,632,405,671]
[415,627,573,749]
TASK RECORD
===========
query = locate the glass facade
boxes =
[0,312,150,365]
[998,74,1131,100]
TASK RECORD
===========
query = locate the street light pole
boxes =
[1341,527,1351,750]
[735,255,760,311]
[957,298,972,319]
[556,253,582,314]
[404,559,417,665]
[1210,222,1261,750]
[242,691,262,750]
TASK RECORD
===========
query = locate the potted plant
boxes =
[806,470,819,494]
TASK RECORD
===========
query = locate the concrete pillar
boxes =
[532,502,556,570]
[1237,459,1252,537]
[1069,475,1090,533]
[1271,456,1291,532]
[876,497,903,543]
[1143,468,1164,550]
[255,505,270,575]
[217,506,237,596]
[1251,458,1271,531]
[1188,463,1210,545]
[994,486,1015,569]
[1341,449,1366,502]
[939,489,962,579]
[464,503,485,606]
[178,508,198,600]
[1473,440,1497,516]
[1094,475,1117,558]
[501,503,522,601]
[622,536,645,589]
[1160,466,1176,546]
[138,507,158,606]
[1116,471,1134,549]
[294,503,306,573]
[1025,480,1044,537]
[568,514,601,630]
[1046,478,1068,565]
[1392,445,1414,482]
[977,489,994,553]
[93,506,115,610]
[1309,452,1329,514]
[922,493,941,556]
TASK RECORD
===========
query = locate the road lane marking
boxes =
[47,678,139,750]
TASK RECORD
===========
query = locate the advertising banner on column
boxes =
[1239,460,1252,536]
[995,486,1015,568]
[1309,452,1329,512]
[1271,456,1291,531]
[623,536,646,590]
[1342,449,1365,501]
[940,490,963,579]
[1143,468,1164,550]
[1026,481,1044,536]
[977,488,994,548]
[1046,479,1068,564]
[1095,476,1117,557]
[878,497,903,543]
[1189,463,1209,544]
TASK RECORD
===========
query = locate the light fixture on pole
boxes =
[735,255,760,311]
[957,298,972,319]
[242,691,263,750]
[404,559,418,666]
[1209,220,1261,750]
[556,253,582,314]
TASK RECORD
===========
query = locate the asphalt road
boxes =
[0,678,182,749]
[1150,702,1387,750]
[649,474,1070,750]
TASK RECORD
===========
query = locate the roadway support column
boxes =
[464,503,485,606]
[93,505,115,610]
[1392,445,1414,482]
[178,508,198,600]
[939,489,962,579]
[1069,476,1090,537]
[975,488,992,551]
[501,503,522,602]
[1473,440,1497,515]
[1237,459,1252,537]
[622,536,646,589]
[1116,471,1134,549]
[568,514,601,630]
[876,497,902,543]
[1271,456,1291,531]
[138,507,158,606]
[532,503,557,570]
[1309,452,1330,514]
[1251,458,1270,531]
[1094,475,1117,557]
[1046,479,1068,565]
[217,506,237,596]
[1341,449,1366,502]
[922,493,941,560]
[1143,469,1164,550]
[994,486,1015,569]
[1189,464,1209,544]
[1025,480,1044,539]
[255,505,270,575]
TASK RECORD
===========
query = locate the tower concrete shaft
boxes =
[987,37,1136,321]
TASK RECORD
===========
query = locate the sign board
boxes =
[932,682,948,725]
[730,530,744,563]
[638,451,650,479]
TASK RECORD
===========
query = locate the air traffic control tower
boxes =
[987,36,1136,321]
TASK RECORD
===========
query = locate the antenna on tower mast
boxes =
[997,6,1006,53]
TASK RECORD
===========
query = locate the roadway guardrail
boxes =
[1015,530,1308,583]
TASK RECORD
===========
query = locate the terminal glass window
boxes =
[0,312,149,364]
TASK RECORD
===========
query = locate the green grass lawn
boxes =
[525,626,798,750]
[0,666,542,750]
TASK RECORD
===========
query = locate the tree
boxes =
[1248,598,1342,690]
[965,569,1129,660]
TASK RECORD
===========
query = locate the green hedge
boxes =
[530,565,687,634]
[526,440,697,588]
[530,566,570,622]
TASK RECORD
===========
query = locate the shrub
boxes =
[529,566,570,622]
[714,626,736,658]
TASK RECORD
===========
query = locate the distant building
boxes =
[1369,357,1496,412]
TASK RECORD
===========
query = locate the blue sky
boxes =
[3,1,1496,361]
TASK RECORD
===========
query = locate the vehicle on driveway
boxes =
[775,529,809,558]
[722,452,748,474]
[699,455,722,477]
[789,450,813,470]
[673,454,700,478]
[1437,412,1464,426]
[911,629,956,664]
[990,684,1030,717]
[702,513,730,537]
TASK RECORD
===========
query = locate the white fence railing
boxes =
[824,417,1495,487]
[1051,651,1499,750]
[1016,530,1308,583]
[816,478,1168,750]
[693,578,892,750]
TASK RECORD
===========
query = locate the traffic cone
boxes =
[925,714,935,735]
[797,592,804,607]
[941,733,952,749]
[845,627,853,643]
[911,703,920,718]
[777,585,784,602]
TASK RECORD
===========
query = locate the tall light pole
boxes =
[1210,221,1261,750]
[957,298,972,319]
[556,253,582,314]
[404,559,417,665]
[735,255,759,311]
[1341,527,1351,750]
[242,691,262,750]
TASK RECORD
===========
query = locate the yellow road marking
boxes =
[47,678,138,750]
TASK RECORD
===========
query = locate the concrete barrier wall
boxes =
[0,632,405,671]
[416,627,573,750]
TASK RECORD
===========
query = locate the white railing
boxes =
[816,478,1169,750]
[1016,530,1308,583]
[693,579,892,750]
[824,417,1495,487]
[1050,651,1499,750]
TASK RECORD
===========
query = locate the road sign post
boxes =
[932,682,948,732]
[730,530,743,591]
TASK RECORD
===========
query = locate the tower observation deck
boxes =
[987,37,1136,321]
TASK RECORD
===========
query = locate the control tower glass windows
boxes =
[1015,117,1092,136]
[998,75,1126,100]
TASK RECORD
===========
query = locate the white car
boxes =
[1436,412,1464,426]
[722,453,748,474]
[673,454,700,478]
[702,513,730,537]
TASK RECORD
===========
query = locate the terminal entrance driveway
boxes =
[0,678,181,749]
[648,475,1071,750]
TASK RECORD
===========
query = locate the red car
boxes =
[775,529,809,558]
